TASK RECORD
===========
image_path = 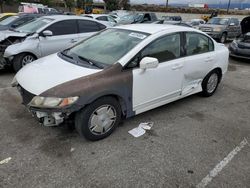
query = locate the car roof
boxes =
[42,15,97,21]
[115,24,198,34]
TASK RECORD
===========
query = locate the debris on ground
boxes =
[128,122,154,138]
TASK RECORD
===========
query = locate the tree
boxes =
[63,0,75,11]
[103,0,118,11]
[119,0,130,10]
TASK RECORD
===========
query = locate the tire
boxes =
[201,70,220,97]
[13,53,36,72]
[75,97,121,141]
[220,33,227,43]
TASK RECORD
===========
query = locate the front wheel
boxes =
[201,70,220,97]
[75,97,122,141]
[13,53,36,72]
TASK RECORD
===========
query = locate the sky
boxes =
[94,0,249,4]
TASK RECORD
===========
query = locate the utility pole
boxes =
[227,0,231,13]
[166,0,169,8]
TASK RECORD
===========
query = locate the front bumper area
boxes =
[32,111,66,126]
[229,45,250,60]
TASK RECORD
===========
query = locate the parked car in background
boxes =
[0,13,17,22]
[118,13,158,25]
[18,2,59,14]
[199,17,242,43]
[13,24,229,141]
[162,16,182,22]
[0,15,109,71]
[0,14,42,31]
[229,16,250,60]
[82,14,117,27]
[187,19,206,29]
[109,14,121,22]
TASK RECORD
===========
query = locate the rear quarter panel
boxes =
[214,43,229,75]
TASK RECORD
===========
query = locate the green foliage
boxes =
[103,0,118,11]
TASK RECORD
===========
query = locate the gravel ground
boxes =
[0,56,249,188]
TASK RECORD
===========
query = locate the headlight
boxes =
[213,28,222,32]
[232,41,238,48]
[11,77,18,87]
[29,96,79,108]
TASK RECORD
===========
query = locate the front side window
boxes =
[141,34,181,63]
[186,33,214,56]
[46,20,77,36]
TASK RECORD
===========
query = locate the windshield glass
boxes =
[0,16,19,25]
[67,28,149,67]
[120,14,135,22]
[207,18,229,25]
[15,18,54,33]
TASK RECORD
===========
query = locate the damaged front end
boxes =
[16,84,79,127]
[0,36,26,68]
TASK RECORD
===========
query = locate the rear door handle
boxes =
[71,39,78,43]
[172,64,183,70]
[205,57,214,62]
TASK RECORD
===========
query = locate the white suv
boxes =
[0,15,108,71]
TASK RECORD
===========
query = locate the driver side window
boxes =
[127,34,181,68]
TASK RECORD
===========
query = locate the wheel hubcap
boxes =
[207,73,218,93]
[22,55,34,66]
[89,105,117,135]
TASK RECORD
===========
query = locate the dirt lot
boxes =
[0,56,249,188]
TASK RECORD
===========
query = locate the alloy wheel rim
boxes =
[22,55,34,67]
[89,105,117,135]
[207,73,218,93]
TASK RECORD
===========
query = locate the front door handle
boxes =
[172,64,183,70]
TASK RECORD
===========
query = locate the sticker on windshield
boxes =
[129,32,147,40]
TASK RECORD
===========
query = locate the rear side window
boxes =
[231,18,240,26]
[78,20,105,33]
[46,20,77,36]
[96,16,108,21]
[186,33,214,56]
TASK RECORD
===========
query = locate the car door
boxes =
[39,19,78,57]
[77,19,106,41]
[131,33,184,114]
[182,32,215,96]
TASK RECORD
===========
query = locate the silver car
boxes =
[0,15,109,72]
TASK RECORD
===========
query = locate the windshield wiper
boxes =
[77,55,104,69]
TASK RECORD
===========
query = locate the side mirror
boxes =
[229,23,235,26]
[42,30,53,37]
[139,57,159,70]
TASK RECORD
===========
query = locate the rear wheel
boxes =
[13,53,36,72]
[75,97,121,141]
[201,70,220,97]
[220,33,227,43]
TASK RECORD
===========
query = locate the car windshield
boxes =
[120,14,135,22]
[15,18,54,33]
[0,16,19,25]
[207,18,229,25]
[67,28,149,67]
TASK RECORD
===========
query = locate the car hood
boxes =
[15,53,102,95]
[0,30,28,42]
[200,24,225,29]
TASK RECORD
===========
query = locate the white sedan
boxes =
[14,24,229,141]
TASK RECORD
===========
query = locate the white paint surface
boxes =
[196,138,249,188]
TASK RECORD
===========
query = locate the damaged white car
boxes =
[13,24,229,141]
[0,15,108,71]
